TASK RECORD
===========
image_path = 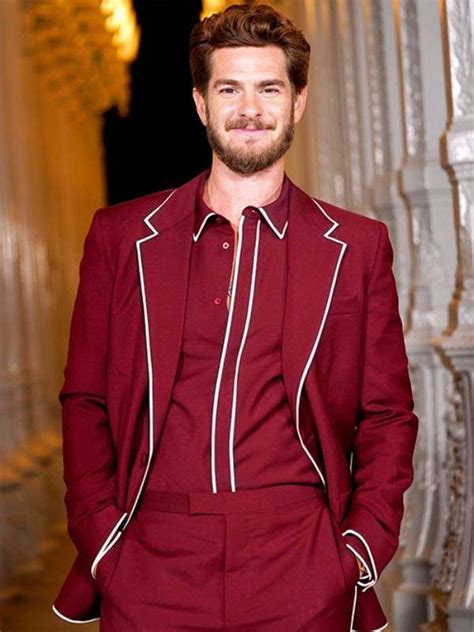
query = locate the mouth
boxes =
[230,128,269,138]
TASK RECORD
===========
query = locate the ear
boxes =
[293,85,308,124]
[192,88,208,126]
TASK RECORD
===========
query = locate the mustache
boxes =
[225,118,276,131]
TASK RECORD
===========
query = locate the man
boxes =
[52,4,418,631]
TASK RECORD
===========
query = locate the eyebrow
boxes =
[213,78,287,89]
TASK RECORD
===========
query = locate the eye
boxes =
[261,87,280,95]
[219,87,238,95]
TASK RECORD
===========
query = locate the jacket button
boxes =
[141,452,148,466]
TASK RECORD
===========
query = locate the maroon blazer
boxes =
[52,170,418,629]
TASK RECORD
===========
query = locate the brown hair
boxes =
[190,3,310,96]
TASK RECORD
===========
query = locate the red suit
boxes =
[52,170,418,630]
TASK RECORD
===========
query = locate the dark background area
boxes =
[103,0,211,204]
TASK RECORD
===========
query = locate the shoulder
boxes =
[93,188,176,235]
[311,197,386,242]
[313,198,394,282]
[308,197,392,276]
[286,176,387,245]
[81,188,177,269]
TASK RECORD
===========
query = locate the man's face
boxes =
[193,46,307,174]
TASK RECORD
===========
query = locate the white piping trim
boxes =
[349,584,357,632]
[344,542,372,583]
[342,528,378,591]
[353,624,389,632]
[229,220,261,491]
[91,511,128,579]
[122,189,177,531]
[355,576,375,590]
[142,189,177,233]
[52,605,99,624]
[256,206,288,239]
[210,215,245,493]
[294,199,348,489]
[193,212,216,241]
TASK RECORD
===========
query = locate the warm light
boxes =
[201,0,246,20]
[201,1,227,19]
[100,0,140,62]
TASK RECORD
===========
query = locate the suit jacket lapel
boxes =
[282,182,348,486]
[136,172,207,454]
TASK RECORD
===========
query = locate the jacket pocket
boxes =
[95,534,124,594]
[326,507,360,592]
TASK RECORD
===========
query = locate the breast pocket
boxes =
[328,293,361,315]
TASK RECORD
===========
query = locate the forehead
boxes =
[209,46,289,82]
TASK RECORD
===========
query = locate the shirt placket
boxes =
[211,211,261,492]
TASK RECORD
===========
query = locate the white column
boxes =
[392,1,455,630]
[333,0,368,213]
[431,1,474,630]
[361,0,410,319]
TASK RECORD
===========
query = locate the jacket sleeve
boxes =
[341,221,418,592]
[59,209,127,577]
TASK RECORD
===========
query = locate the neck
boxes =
[204,156,286,229]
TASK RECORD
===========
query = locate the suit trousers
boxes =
[97,484,360,631]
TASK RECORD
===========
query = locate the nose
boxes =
[238,90,262,119]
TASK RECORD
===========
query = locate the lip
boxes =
[231,128,269,137]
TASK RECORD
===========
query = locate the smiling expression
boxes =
[193,46,307,174]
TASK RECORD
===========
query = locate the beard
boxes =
[205,102,295,175]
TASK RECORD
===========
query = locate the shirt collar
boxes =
[193,173,290,242]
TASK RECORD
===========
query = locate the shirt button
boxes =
[222,241,230,249]
[214,297,222,305]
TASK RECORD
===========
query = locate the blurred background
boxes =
[0,0,472,630]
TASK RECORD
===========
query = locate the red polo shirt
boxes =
[147,173,321,493]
